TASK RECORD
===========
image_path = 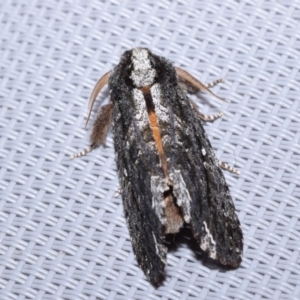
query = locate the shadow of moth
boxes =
[72,48,243,285]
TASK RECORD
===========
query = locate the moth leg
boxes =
[71,103,113,159]
[205,78,224,89]
[175,67,226,102]
[70,145,93,159]
[190,99,223,122]
[219,160,240,175]
[86,71,111,128]
[198,111,223,122]
[89,103,113,147]
[114,186,121,198]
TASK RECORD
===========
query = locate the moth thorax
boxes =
[130,48,156,87]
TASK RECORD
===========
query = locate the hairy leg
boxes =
[175,67,226,102]
[190,99,223,122]
[71,103,113,159]
[219,160,240,175]
[205,78,224,89]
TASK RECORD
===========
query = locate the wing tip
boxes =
[191,222,243,269]
[218,252,243,268]
[148,269,165,287]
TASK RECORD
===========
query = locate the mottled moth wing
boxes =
[108,56,167,285]
[182,115,243,266]
[78,48,243,285]
[152,56,243,267]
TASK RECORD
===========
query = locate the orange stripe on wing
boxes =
[148,109,168,174]
[140,85,168,175]
[148,110,167,174]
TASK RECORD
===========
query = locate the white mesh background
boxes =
[0,0,299,299]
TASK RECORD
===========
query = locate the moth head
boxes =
[129,47,157,88]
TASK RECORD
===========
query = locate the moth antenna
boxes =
[85,71,111,128]
[175,67,227,102]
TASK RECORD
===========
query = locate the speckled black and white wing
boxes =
[108,51,167,285]
[175,105,243,266]
[100,48,242,285]
[73,47,243,285]
[148,54,243,267]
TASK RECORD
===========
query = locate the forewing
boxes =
[154,60,243,267]
[109,70,167,284]
[192,125,243,267]
[120,174,167,284]
[176,94,243,267]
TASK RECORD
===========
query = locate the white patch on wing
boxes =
[132,88,150,129]
[161,135,171,147]
[151,175,184,234]
[201,221,217,259]
[130,48,156,87]
[152,231,167,264]
[169,170,191,223]
[201,148,206,156]
[151,176,169,225]
[150,84,170,123]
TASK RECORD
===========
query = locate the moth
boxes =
[72,48,243,285]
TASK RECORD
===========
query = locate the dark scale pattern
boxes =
[105,48,243,284]
[109,55,167,285]
[150,52,243,266]
[2,1,299,298]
